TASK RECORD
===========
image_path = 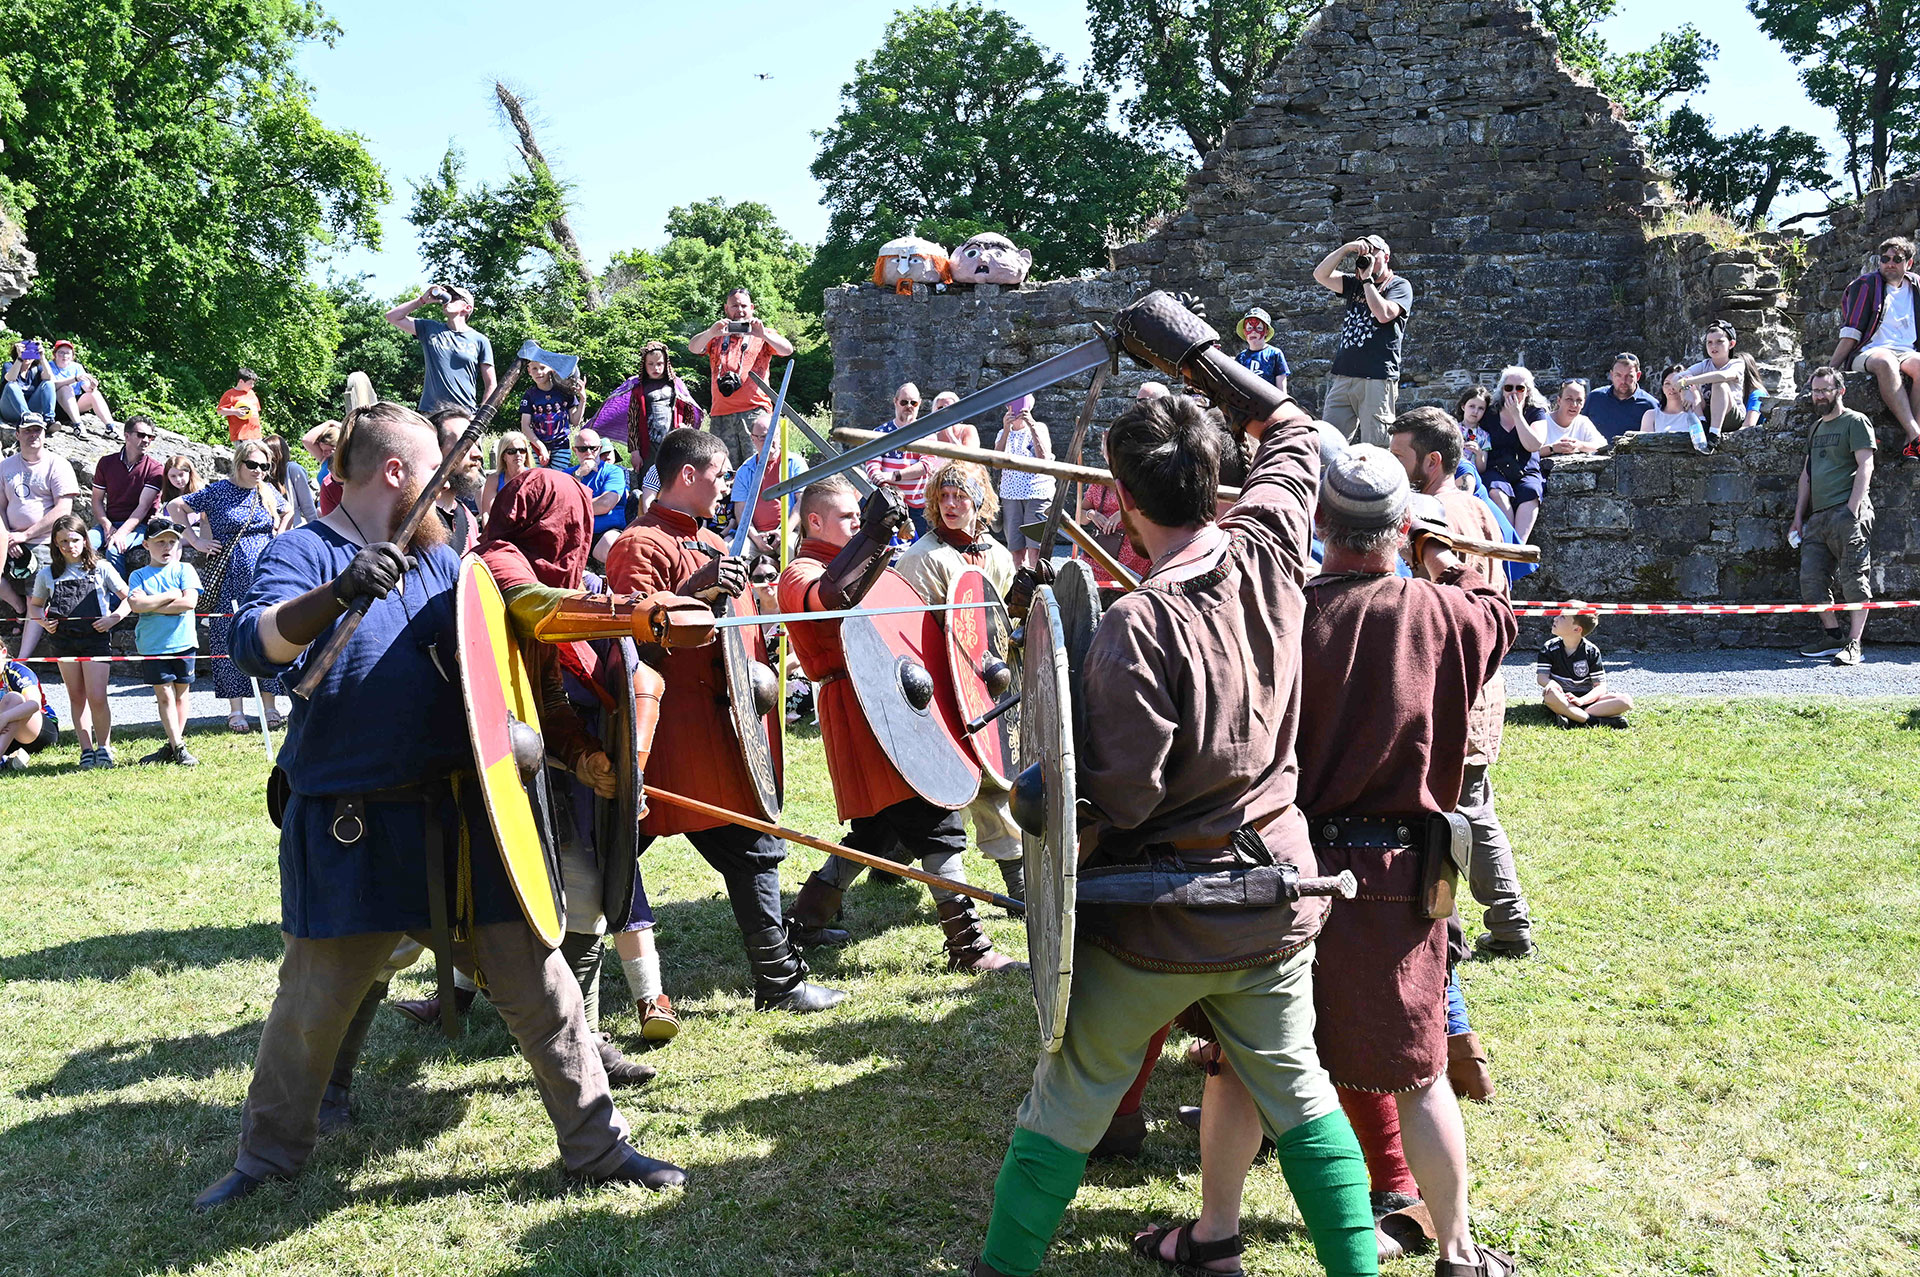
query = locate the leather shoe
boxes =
[317,1081,353,1134]
[1088,1106,1145,1160]
[191,1168,272,1212]
[591,1148,688,1191]
[596,1036,658,1087]
[785,919,851,948]
[639,993,681,1042]
[392,985,478,1026]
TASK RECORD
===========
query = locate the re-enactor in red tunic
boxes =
[605,428,843,1014]
[777,475,1021,973]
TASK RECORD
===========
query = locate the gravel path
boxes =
[21,645,1918,744]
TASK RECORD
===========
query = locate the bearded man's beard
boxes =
[1120,502,1150,560]
[447,466,486,504]
[393,477,451,553]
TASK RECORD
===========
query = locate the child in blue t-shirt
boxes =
[1235,307,1291,396]
[126,517,203,765]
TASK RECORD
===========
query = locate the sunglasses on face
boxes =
[134,432,156,440]
[238,459,267,471]
[898,399,920,407]
[1884,254,1910,263]
[502,447,528,456]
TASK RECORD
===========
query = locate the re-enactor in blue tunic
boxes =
[191,401,685,1213]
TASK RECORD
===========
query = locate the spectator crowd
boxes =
[4,230,1916,773]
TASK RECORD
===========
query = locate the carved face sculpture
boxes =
[874,236,952,293]
[954,232,1033,286]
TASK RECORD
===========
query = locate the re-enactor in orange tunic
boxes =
[777,475,1021,973]
[604,428,843,1014]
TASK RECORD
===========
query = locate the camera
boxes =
[727,320,752,334]
[1352,253,1373,274]
[717,371,744,398]
[19,339,40,362]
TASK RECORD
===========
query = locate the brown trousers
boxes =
[233,921,633,1181]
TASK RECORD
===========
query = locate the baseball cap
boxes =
[445,285,476,305]
[51,339,74,352]
[14,412,46,431]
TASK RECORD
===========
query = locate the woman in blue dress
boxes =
[168,439,286,730]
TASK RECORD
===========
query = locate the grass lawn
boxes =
[2,699,1917,1277]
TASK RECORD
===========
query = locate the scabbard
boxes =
[1077,863,1312,909]
[422,792,462,1039]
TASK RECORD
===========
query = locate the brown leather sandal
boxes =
[1435,1243,1519,1276]
[1129,1220,1246,1276]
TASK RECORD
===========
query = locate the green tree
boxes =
[809,4,1186,291]
[408,147,570,314]
[1084,0,1321,157]
[0,0,388,438]
[1749,0,1920,195]
[328,276,423,407]
[1659,107,1833,226]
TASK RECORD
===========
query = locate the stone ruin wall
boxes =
[819,0,1920,648]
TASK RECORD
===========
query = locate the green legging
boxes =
[979,1112,1375,1276]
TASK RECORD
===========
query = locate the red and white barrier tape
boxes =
[1512,600,1920,616]
[16,653,229,664]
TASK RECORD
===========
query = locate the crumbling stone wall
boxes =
[1523,414,1918,646]
[0,202,33,315]
[1796,177,1920,373]
[1640,232,1799,403]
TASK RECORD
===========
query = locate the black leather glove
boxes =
[685,554,749,605]
[859,485,910,540]
[1005,558,1057,618]
[331,542,415,609]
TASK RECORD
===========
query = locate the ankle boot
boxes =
[392,984,477,1028]
[742,925,848,1013]
[785,873,852,947]
[936,897,1026,973]
[996,859,1025,905]
[595,1033,658,1087]
[1447,1031,1494,1101]
[319,980,387,1134]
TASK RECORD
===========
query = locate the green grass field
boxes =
[2,700,1917,1277]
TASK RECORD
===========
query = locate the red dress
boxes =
[605,504,778,837]
[777,538,917,822]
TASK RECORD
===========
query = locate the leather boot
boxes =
[742,925,848,1013]
[595,1034,658,1087]
[1089,1106,1146,1160]
[969,1259,1014,1277]
[937,897,1026,973]
[784,873,852,947]
[996,858,1025,905]
[586,1147,688,1191]
[1447,1031,1494,1102]
[191,1168,277,1212]
[392,985,476,1028]
[318,980,388,1134]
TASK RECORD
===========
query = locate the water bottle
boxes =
[1688,417,1709,455]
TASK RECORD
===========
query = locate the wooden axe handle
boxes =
[293,361,527,700]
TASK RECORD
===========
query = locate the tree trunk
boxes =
[495,82,604,311]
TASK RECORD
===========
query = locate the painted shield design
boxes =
[1017,585,1077,1052]
[944,567,1019,791]
[841,568,982,810]
[456,555,566,948]
[720,588,783,821]
[596,636,645,930]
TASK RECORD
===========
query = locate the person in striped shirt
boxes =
[862,381,934,541]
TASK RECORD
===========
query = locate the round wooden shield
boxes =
[596,637,644,930]
[721,589,783,821]
[842,569,981,810]
[456,556,565,948]
[1051,557,1101,748]
[1020,585,1076,1053]
[945,567,1018,791]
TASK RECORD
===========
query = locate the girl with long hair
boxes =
[26,513,130,766]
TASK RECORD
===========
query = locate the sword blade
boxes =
[642,786,1023,913]
[748,371,875,496]
[761,332,1115,502]
[732,360,795,556]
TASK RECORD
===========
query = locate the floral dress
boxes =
[181,479,280,698]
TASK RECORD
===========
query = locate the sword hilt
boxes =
[965,692,1022,736]
[1294,871,1357,900]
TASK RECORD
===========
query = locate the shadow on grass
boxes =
[1902,707,1920,731]
[0,922,282,983]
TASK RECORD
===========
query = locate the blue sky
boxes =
[297,0,1842,296]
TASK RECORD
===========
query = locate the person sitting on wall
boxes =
[1831,235,1920,461]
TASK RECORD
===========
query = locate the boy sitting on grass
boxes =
[125,516,201,765]
[1538,605,1633,728]
[1,635,58,770]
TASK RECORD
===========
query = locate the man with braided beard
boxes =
[892,460,1025,901]
[196,402,694,1212]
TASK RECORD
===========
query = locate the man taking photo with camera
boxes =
[1313,234,1414,447]
[385,284,497,415]
[689,287,794,464]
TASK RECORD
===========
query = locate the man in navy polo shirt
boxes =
[1583,353,1660,443]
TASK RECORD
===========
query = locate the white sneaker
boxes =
[1833,641,1863,666]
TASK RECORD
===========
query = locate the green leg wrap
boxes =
[1271,1110,1379,1277]
[979,1126,1089,1277]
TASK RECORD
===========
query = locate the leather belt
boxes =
[327,779,451,845]
[1307,813,1438,850]
[815,669,848,688]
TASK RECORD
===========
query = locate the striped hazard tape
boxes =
[1512,600,1920,617]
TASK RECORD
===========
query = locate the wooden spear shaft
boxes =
[642,786,1024,913]
[834,427,1540,566]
